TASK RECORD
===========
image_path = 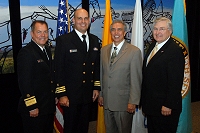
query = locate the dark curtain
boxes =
[186,0,200,102]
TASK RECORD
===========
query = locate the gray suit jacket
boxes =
[100,41,142,111]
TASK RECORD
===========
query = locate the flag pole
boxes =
[66,0,70,32]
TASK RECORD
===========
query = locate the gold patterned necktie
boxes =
[111,47,117,63]
[147,44,158,63]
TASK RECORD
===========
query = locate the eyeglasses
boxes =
[153,27,169,32]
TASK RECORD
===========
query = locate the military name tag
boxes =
[70,49,77,53]
[93,47,98,51]
[37,59,44,63]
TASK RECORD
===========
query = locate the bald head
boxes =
[73,8,90,34]
[74,9,88,17]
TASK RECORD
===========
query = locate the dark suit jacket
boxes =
[17,40,55,115]
[54,30,101,104]
[141,37,185,116]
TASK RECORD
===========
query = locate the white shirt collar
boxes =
[32,39,45,51]
[75,29,88,41]
[156,37,170,50]
[111,40,125,54]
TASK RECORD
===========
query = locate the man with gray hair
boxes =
[99,19,142,133]
[140,17,185,133]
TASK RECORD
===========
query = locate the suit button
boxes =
[83,63,86,65]
[83,80,85,83]
[91,71,93,74]
[108,87,110,89]
[109,76,111,78]
[51,81,53,83]
[91,80,93,82]
[92,63,94,65]
[83,72,86,74]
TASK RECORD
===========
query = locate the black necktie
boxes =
[82,34,87,52]
[43,48,49,60]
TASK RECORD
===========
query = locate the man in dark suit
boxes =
[17,20,55,133]
[140,17,185,133]
[54,8,100,133]
[98,20,142,133]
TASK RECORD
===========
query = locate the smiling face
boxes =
[31,22,48,47]
[73,9,90,34]
[110,22,126,46]
[153,20,172,44]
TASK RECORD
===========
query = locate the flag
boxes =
[56,0,69,37]
[97,0,112,132]
[101,0,112,47]
[54,103,64,133]
[54,0,70,132]
[171,0,192,132]
[131,0,144,58]
[131,0,147,133]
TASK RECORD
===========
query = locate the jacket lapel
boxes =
[144,42,155,67]
[147,38,172,66]
[111,42,128,64]
[44,45,52,66]
[107,45,112,64]
[88,33,93,53]
[31,41,50,66]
